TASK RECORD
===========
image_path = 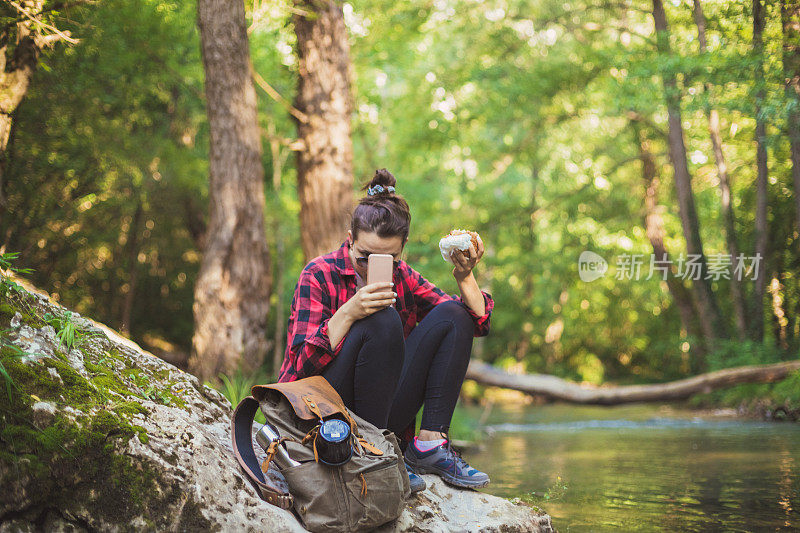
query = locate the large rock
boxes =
[0,288,552,532]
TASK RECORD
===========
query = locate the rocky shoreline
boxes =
[0,286,553,532]
[691,403,800,422]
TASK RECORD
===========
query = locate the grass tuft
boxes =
[213,367,274,424]
[44,310,78,351]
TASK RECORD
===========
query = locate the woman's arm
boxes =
[281,270,338,381]
[327,281,396,347]
[326,305,355,349]
[406,253,493,330]
[451,237,486,316]
[453,270,485,316]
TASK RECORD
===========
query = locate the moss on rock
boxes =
[0,289,45,329]
[0,400,162,528]
[0,302,15,323]
[0,288,214,530]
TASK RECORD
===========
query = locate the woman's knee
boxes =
[433,300,473,331]
[352,306,404,340]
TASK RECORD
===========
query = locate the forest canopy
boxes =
[2,0,799,389]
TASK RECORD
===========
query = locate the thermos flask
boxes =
[316,418,352,466]
[255,423,301,469]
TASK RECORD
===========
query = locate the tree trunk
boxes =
[0,11,39,208]
[293,0,354,261]
[466,360,800,405]
[693,0,748,339]
[632,120,704,347]
[0,1,74,208]
[190,0,271,382]
[652,0,728,343]
[781,1,800,234]
[0,34,38,152]
[769,275,789,349]
[752,0,770,342]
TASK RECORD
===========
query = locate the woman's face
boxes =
[348,230,405,280]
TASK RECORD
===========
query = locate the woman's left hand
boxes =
[451,236,484,280]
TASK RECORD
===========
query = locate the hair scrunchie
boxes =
[367,184,395,196]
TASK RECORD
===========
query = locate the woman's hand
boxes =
[451,236,484,281]
[328,282,396,347]
[343,282,396,321]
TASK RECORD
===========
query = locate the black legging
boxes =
[322,300,474,436]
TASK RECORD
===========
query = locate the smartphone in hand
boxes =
[367,254,394,285]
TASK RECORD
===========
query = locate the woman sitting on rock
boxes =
[278,169,493,493]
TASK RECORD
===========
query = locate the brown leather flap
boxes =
[251,376,349,421]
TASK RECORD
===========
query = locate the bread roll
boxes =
[439,229,480,263]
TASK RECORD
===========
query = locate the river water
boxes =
[462,403,800,532]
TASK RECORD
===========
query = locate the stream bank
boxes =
[0,286,553,532]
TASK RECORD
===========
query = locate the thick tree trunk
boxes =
[190,0,271,381]
[466,360,800,405]
[781,2,800,234]
[293,0,354,261]
[652,0,728,343]
[753,0,770,342]
[632,120,703,345]
[693,0,748,339]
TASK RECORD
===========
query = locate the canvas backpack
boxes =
[231,376,411,532]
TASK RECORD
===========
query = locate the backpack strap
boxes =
[231,396,294,510]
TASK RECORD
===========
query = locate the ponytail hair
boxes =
[351,169,411,241]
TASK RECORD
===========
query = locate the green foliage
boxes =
[518,475,569,506]
[704,339,787,371]
[345,0,800,388]
[120,367,180,407]
[447,404,481,442]
[214,368,275,424]
[0,332,27,400]
[0,255,39,400]
[689,370,800,417]
[0,252,32,295]
[0,252,32,277]
[44,310,77,351]
[3,0,800,407]
[411,403,480,442]
[3,0,206,351]
[690,341,800,414]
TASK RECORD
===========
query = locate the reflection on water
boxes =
[464,404,800,532]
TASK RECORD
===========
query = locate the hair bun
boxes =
[362,168,397,196]
[371,168,396,189]
[353,168,411,240]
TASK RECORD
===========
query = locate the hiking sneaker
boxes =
[405,463,426,493]
[404,440,490,489]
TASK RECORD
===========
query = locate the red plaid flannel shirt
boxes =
[278,241,494,383]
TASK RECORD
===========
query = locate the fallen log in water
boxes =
[465,359,800,405]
